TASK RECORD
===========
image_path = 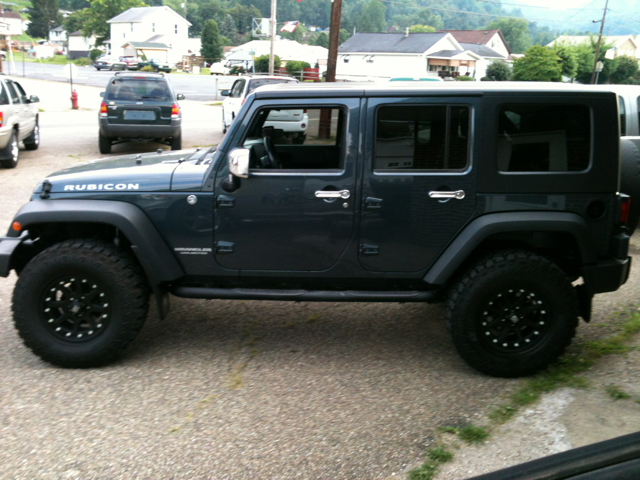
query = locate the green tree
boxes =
[63,9,90,34]
[28,0,63,39]
[280,24,307,43]
[254,54,281,72]
[311,32,329,48]
[486,60,511,81]
[228,4,262,35]
[552,44,577,79]
[610,56,639,84]
[409,24,436,33]
[485,18,531,54]
[512,45,562,81]
[201,19,223,61]
[82,0,147,46]
[356,0,386,33]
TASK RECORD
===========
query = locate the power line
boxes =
[471,0,600,10]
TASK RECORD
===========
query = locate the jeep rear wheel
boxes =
[12,239,149,368]
[446,250,579,378]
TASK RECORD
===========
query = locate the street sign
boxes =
[62,63,78,80]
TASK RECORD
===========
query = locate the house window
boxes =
[123,33,125,38]
[131,23,133,32]
[152,23,155,33]
[175,24,178,34]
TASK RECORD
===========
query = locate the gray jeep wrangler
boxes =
[0,82,632,377]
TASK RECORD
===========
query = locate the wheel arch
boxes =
[7,200,184,290]
[424,212,596,286]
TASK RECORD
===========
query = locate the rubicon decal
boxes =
[63,184,140,191]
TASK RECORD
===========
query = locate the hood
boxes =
[34,150,197,194]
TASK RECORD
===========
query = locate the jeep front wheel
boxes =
[446,250,579,378]
[12,239,149,367]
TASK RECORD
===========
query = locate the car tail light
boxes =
[100,102,108,117]
[171,103,180,118]
[0,111,3,127]
[619,195,631,226]
[303,109,307,113]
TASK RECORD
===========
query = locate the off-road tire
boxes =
[0,130,19,168]
[170,134,182,150]
[446,250,579,378]
[24,119,40,151]
[12,239,149,368]
[99,132,111,154]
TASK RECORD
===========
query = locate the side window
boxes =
[230,80,245,98]
[5,81,21,104]
[497,104,590,172]
[243,107,345,170]
[619,96,626,136]
[13,82,28,103]
[0,83,9,105]
[374,105,469,171]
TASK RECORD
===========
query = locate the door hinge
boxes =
[216,195,235,208]
[359,243,379,256]
[215,241,234,254]
[364,197,383,209]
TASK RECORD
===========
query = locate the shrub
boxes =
[89,49,102,61]
[74,57,92,66]
[140,65,155,72]
[254,54,280,73]
[456,75,474,81]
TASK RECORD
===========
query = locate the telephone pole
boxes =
[325,0,343,82]
[590,0,609,84]
[269,0,277,74]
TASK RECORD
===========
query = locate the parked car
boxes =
[93,55,126,71]
[0,75,40,168]
[221,75,304,137]
[0,83,632,374]
[209,62,229,75]
[138,58,172,73]
[98,72,184,153]
[119,56,139,70]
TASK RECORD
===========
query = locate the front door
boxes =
[214,99,360,271]
[359,97,480,272]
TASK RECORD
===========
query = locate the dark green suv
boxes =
[98,73,184,153]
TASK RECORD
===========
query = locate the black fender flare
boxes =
[423,211,597,285]
[8,199,184,288]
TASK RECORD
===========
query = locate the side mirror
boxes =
[29,95,39,103]
[229,148,249,178]
[176,93,185,100]
[221,90,229,96]
[99,92,105,98]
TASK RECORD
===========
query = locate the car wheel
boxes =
[99,132,112,154]
[24,119,40,151]
[170,134,182,150]
[12,239,149,367]
[292,134,306,145]
[0,130,19,168]
[446,250,579,378]
[95,67,101,71]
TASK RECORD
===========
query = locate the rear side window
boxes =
[497,104,590,172]
[374,105,470,171]
[5,81,20,104]
[0,83,9,105]
[230,79,245,98]
[247,78,297,95]
[106,79,170,101]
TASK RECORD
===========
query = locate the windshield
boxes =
[106,79,170,101]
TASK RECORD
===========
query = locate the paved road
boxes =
[0,76,639,480]
[4,61,237,101]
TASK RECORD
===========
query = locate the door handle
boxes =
[315,190,350,200]
[428,190,465,200]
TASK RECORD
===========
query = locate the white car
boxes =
[93,55,126,71]
[221,75,307,142]
[209,62,229,75]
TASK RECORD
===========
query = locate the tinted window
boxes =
[106,79,170,101]
[374,105,469,171]
[0,83,9,105]
[13,81,28,103]
[497,104,590,172]
[230,79,245,98]
[619,96,626,136]
[247,78,297,95]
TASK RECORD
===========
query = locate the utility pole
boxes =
[590,0,609,84]
[325,0,343,82]
[269,0,277,75]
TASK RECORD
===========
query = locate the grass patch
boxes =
[605,384,631,401]
[409,446,454,480]
[458,425,490,444]
[489,312,640,425]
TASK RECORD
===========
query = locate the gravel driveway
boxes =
[0,77,638,480]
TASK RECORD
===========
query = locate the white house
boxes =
[225,38,328,72]
[337,32,484,81]
[0,11,27,36]
[439,30,511,59]
[547,35,640,59]
[107,6,191,64]
[49,26,67,45]
[68,31,97,59]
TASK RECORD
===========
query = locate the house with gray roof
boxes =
[107,6,191,64]
[336,32,484,81]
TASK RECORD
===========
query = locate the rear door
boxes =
[358,96,480,272]
[105,78,172,126]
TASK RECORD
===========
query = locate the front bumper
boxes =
[99,117,181,139]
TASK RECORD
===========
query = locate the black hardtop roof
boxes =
[251,81,620,99]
